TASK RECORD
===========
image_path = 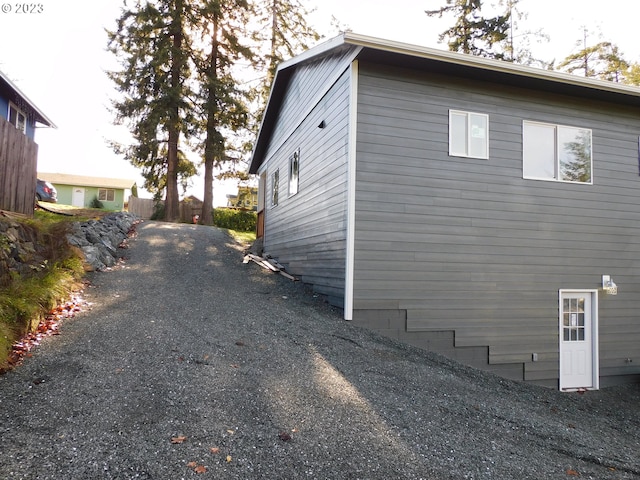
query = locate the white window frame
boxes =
[289,148,300,197]
[98,188,115,202]
[449,110,489,159]
[8,102,27,133]
[523,120,593,185]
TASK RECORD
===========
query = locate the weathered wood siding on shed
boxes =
[0,116,37,216]
[259,54,354,304]
[352,63,640,386]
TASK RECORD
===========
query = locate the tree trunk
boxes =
[164,0,184,222]
[199,19,220,226]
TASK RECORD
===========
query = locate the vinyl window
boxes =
[449,110,489,159]
[523,121,592,184]
[271,169,279,207]
[98,189,115,202]
[8,102,26,133]
[289,149,299,197]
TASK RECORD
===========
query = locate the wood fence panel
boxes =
[128,196,203,223]
[127,196,156,219]
[0,117,37,216]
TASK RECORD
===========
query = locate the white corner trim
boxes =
[344,59,359,321]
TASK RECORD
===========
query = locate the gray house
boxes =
[248,33,640,390]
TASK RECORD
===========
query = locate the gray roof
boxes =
[249,32,640,174]
[0,70,56,128]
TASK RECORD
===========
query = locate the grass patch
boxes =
[227,229,256,246]
[0,216,85,370]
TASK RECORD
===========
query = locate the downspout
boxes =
[344,59,359,321]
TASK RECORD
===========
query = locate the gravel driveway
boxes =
[0,221,638,479]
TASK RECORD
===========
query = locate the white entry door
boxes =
[72,188,85,207]
[559,291,598,390]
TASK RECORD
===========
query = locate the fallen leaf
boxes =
[187,461,198,468]
[203,354,210,361]
[566,469,580,476]
[278,431,292,442]
[210,447,220,454]
[230,364,239,368]
[235,341,245,346]
[171,435,187,444]
[194,465,207,474]
[226,429,235,435]
[226,455,232,463]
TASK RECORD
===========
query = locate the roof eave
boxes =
[248,34,351,174]
[341,32,640,100]
[0,70,57,128]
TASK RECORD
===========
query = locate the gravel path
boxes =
[0,221,638,480]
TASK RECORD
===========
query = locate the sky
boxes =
[0,0,638,205]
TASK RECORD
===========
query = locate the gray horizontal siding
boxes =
[260,63,352,302]
[267,47,357,157]
[353,62,640,385]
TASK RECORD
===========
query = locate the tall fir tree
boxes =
[191,0,255,225]
[257,0,320,100]
[558,30,630,83]
[624,63,640,86]
[425,0,511,60]
[107,0,195,221]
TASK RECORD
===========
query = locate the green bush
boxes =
[212,208,256,232]
[150,202,165,220]
[90,196,104,209]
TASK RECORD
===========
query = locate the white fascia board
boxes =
[341,32,640,99]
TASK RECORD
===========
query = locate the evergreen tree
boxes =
[107,0,196,221]
[558,29,630,82]
[257,0,320,100]
[499,0,550,67]
[624,63,640,86]
[425,0,511,60]
[191,0,255,225]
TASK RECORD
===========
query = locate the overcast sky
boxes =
[0,0,637,203]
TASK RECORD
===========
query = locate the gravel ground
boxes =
[0,221,638,480]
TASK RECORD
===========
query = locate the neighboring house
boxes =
[226,186,259,210]
[0,70,54,140]
[0,70,55,215]
[249,32,640,390]
[38,173,133,210]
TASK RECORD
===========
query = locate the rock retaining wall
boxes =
[66,213,140,271]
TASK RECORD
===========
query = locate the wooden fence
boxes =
[128,196,203,223]
[127,196,156,219]
[0,117,38,216]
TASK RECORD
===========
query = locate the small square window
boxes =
[289,149,299,197]
[449,110,489,159]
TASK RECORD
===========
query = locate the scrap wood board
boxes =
[244,254,298,281]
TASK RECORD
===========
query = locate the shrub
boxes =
[150,202,165,220]
[90,196,104,209]
[212,208,256,232]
